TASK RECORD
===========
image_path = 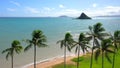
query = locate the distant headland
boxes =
[59,15,69,18]
[77,12,91,19]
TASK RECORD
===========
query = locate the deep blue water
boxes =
[0,17,120,68]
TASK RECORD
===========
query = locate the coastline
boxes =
[22,52,86,68]
[22,54,76,68]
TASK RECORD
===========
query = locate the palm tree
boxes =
[57,33,74,68]
[111,30,120,68]
[94,39,114,68]
[72,33,90,68]
[2,40,23,68]
[87,23,108,68]
[24,30,47,68]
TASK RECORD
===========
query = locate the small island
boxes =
[77,12,91,19]
[59,15,69,18]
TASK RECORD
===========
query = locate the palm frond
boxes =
[25,39,33,44]
[56,40,61,44]
[2,48,11,54]
[105,52,112,63]
[24,44,33,52]
[94,23,105,33]
[67,45,71,52]
[86,36,92,42]
[98,33,110,40]
[114,30,120,38]
[75,46,78,53]
[57,32,74,54]
[86,32,91,35]
[37,43,48,47]
[6,52,10,60]
[94,38,100,46]
[60,40,65,49]
[84,45,91,52]
[15,46,23,54]
[67,40,74,46]
[100,33,110,36]
[15,49,21,54]
[94,49,101,61]
[39,36,47,42]
[71,42,78,49]
[106,49,114,53]
[81,45,85,53]
[12,40,21,47]
[98,27,105,33]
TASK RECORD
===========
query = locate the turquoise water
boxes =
[0,17,120,68]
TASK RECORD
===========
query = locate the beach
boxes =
[25,55,76,68]
[24,53,86,68]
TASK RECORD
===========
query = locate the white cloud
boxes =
[83,6,120,16]
[7,8,16,12]
[105,6,120,9]
[10,1,21,7]
[65,9,80,13]
[25,7,40,14]
[44,7,51,11]
[59,4,65,8]
[53,9,81,17]
[105,6,120,12]
[92,3,97,8]
[43,7,55,11]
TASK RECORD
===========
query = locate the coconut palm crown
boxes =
[57,32,74,68]
[72,33,90,68]
[94,39,114,68]
[24,30,47,68]
[111,30,120,68]
[2,40,23,68]
[87,23,109,68]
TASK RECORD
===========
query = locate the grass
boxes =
[52,51,120,68]
[51,63,76,68]
[72,56,84,62]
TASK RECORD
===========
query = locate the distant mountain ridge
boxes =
[97,15,120,17]
[59,15,69,17]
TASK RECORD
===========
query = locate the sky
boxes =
[0,0,120,17]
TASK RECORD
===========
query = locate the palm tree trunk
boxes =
[90,47,93,68]
[90,38,95,68]
[102,51,104,68]
[77,46,80,68]
[11,55,13,68]
[64,46,66,68]
[112,49,116,68]
[34,45,36,68]
[112,44,116,68]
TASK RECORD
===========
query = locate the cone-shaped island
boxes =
[77,12,91,19]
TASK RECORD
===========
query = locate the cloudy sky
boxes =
[0,0,120,17]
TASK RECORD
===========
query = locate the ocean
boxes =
[0,17,120,68]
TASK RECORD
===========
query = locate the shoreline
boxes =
[22,52,86,68]
[22,54,76,68]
